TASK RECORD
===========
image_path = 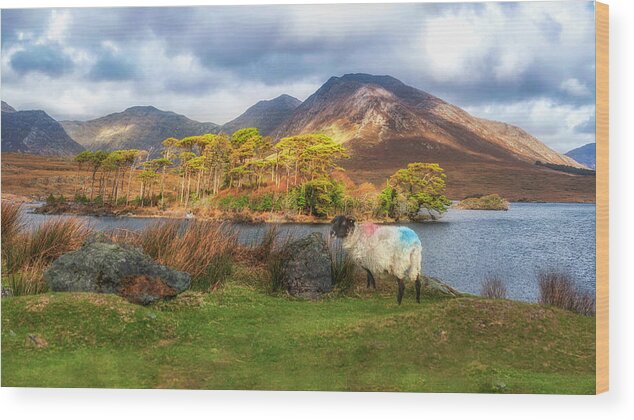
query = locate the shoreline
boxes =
[13,197,599,225]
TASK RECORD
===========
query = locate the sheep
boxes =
[330,215,423,305]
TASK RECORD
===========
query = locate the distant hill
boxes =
[220,94,301,136]
[1,103,84,156]
[565,143,596,169]
[61,106,219,152]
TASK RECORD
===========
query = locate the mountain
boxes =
[220,94,301,136]
[1,104,85,156]
[61,106,219,152]
[1,74,595,201]
[274,73,579,167]
[272,74,593,201]
[565,143,596,169]
[2,101,16,113]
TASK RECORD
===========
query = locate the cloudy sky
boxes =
[1,1,596,152]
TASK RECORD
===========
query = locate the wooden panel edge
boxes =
[595,1,609,395]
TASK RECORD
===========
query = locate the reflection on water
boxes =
[22,202,595,302]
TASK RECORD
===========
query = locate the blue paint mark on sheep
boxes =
[398,227,420,245]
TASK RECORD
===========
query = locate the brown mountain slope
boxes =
[273,74,594,202]
[61,106,219,152]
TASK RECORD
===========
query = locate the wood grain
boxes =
[595,1,609,395]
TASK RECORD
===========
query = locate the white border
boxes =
[2,1,633,419]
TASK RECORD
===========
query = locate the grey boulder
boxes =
[44,240,191,305]
[282,232,333,299]
[422,276,462,298]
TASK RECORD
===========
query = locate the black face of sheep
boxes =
[330,215,356,239]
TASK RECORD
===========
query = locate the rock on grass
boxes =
[282,232,333,299]
[44,239,191,305]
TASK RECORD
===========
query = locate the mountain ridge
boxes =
[1,101,16,113]
[565,143,596,169]
[47,74,578,171]
[220,94,301,136]
[2,74,594,201]
[60,106,219,152]
[273,73,580,168]
[1,103,85,156]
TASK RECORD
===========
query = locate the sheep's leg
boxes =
[397,279,405,305]
[415,277,422,304]
[363,268,376,289]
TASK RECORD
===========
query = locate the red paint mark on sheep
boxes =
[362,223,379,237]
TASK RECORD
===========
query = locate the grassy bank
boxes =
[1,280,595,393]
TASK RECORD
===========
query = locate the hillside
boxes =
[61,106,219,152]
[1,104,84,156]
[273,74,594,201]
[1,286,595,393]
[566,143,596,169]
[220,94,301,136]
[274,74,580,167]
[2,101,16,113]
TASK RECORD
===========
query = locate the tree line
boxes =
[73,128,451,220]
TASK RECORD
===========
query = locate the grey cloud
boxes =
[574,116,596,134]
[88,51,136,81]
[1,9,50,46]
[1,3,597,151]
[9,44,74,77]
[3,4,595,104]
[537,14,563,42]
[163,78,219,96]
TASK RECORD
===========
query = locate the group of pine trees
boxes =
[73,128,451,220]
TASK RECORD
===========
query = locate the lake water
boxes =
[22,202,595,302]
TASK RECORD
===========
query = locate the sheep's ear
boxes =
[330,216,339,224]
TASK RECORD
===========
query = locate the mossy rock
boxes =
[44,240,191,305]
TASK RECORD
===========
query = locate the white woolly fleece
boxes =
[342,223,422,283]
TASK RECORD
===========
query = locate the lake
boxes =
[22,202,596,302]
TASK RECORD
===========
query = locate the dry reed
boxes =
[480,276,507,299]
[538,270,595,316]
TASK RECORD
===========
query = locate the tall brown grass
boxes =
[328,239,356,294]
[1,201,23,247]
[480,275,507,299]
[131,220,238,291]
[251,226,295,293]
[136,220,180,260]
[4,217,91,273]
[2,202,91,296]
[4,260,49,296]
[265,244,290,293]
[250,225,281,263]
[538,270,595,316]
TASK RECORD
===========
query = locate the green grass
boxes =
[457,194,509,210]
[1,279,595,393]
